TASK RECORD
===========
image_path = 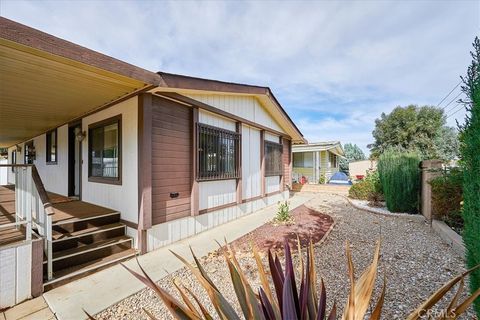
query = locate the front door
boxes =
[68,123,82,198]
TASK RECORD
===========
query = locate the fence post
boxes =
[420,160,443,223]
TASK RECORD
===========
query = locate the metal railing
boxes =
[0,164,54,280]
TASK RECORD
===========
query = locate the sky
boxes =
[1,0,479,154]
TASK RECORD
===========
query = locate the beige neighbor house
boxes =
[349,159,377,179]
[0,17,305,306]
[292,141,344,184]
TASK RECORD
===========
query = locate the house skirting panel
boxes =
[146,190,289,252]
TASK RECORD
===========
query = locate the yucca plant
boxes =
[87,240,480,319]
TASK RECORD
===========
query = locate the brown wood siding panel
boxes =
[282,139,292,189]
[152,154,191,165]
[151,96,193,225]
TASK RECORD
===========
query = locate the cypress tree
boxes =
[459,36,480,316]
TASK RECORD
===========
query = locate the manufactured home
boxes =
[0,17,305,305]
[292,141,344,184]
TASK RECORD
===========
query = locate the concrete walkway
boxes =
[42,192,316,320]
[1,296,55,320]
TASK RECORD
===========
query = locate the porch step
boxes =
[43,202,135,287]
[45,235,132,271]
[52,211,120,230]
[43,248,137,289]
[52,222,125,251]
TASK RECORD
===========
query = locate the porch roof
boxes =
[292,141,345,156]
[0,17,162,147]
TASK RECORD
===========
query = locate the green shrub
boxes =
[274,201,291,223]
[459,36,480,315]
[377,149,420,213]
[429,167,463,231]
[318,173,326,184]
[348,171,383,203]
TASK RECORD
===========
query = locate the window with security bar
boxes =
[265,141,283,176]
[197,123,240,181]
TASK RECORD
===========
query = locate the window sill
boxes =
[46,161,58,165]
[88,176,122,185]
[197,177,240,182]
[265,173,283,177]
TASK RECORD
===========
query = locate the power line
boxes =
[442,91,463,111]
[436,80,462,108]
[446,104,465,119]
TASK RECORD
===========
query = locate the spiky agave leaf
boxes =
[406,265,480,320]
[183,285,215,320]
[169,250,240,320]
[224,243,265,320]
[172,279,202,318]
[370,273,387,320]
[121,262,199,320]
[252,243,281,319]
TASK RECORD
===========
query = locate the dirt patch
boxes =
[230,205,334,253]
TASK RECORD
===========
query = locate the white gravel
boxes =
[96,193,475,319]
[348,198,413,216]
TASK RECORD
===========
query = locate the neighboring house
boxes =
[292,141,344,184]
[0,17,305,294]
[349,159,377,179]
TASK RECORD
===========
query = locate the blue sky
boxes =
[2,0,479,154]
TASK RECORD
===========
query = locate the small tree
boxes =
[434,126,460,162]
[339,143,366,174]
[459,36,480,316]
[369,105,459,161]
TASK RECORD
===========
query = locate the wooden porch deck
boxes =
[0,185,118,246]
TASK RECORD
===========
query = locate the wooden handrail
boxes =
[30,166,55,216]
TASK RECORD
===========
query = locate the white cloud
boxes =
[1,0,478,154]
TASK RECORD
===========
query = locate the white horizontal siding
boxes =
[199,179,237,210]
[186,94,284,133]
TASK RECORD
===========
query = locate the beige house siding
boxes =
[349,160,377,178]
[293,150,340,184]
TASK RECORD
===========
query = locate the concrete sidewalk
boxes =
[43,192,316,320]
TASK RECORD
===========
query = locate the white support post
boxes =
[25,166,32,240]
[315,151,320,184]
[14,168,19,227]
[46,214,53,281]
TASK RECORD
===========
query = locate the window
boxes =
[88,115,121,184]
[329,152,337,168]
[265,141,283,176]
[197,123,240,181]
[46,129,57,164]
[11,150,16,172]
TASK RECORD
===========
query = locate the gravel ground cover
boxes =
[96,193,474,319]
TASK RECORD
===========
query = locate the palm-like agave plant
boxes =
[87,239,480,320]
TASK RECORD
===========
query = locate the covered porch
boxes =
[292,141,344,184]
[0,185,121,247]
